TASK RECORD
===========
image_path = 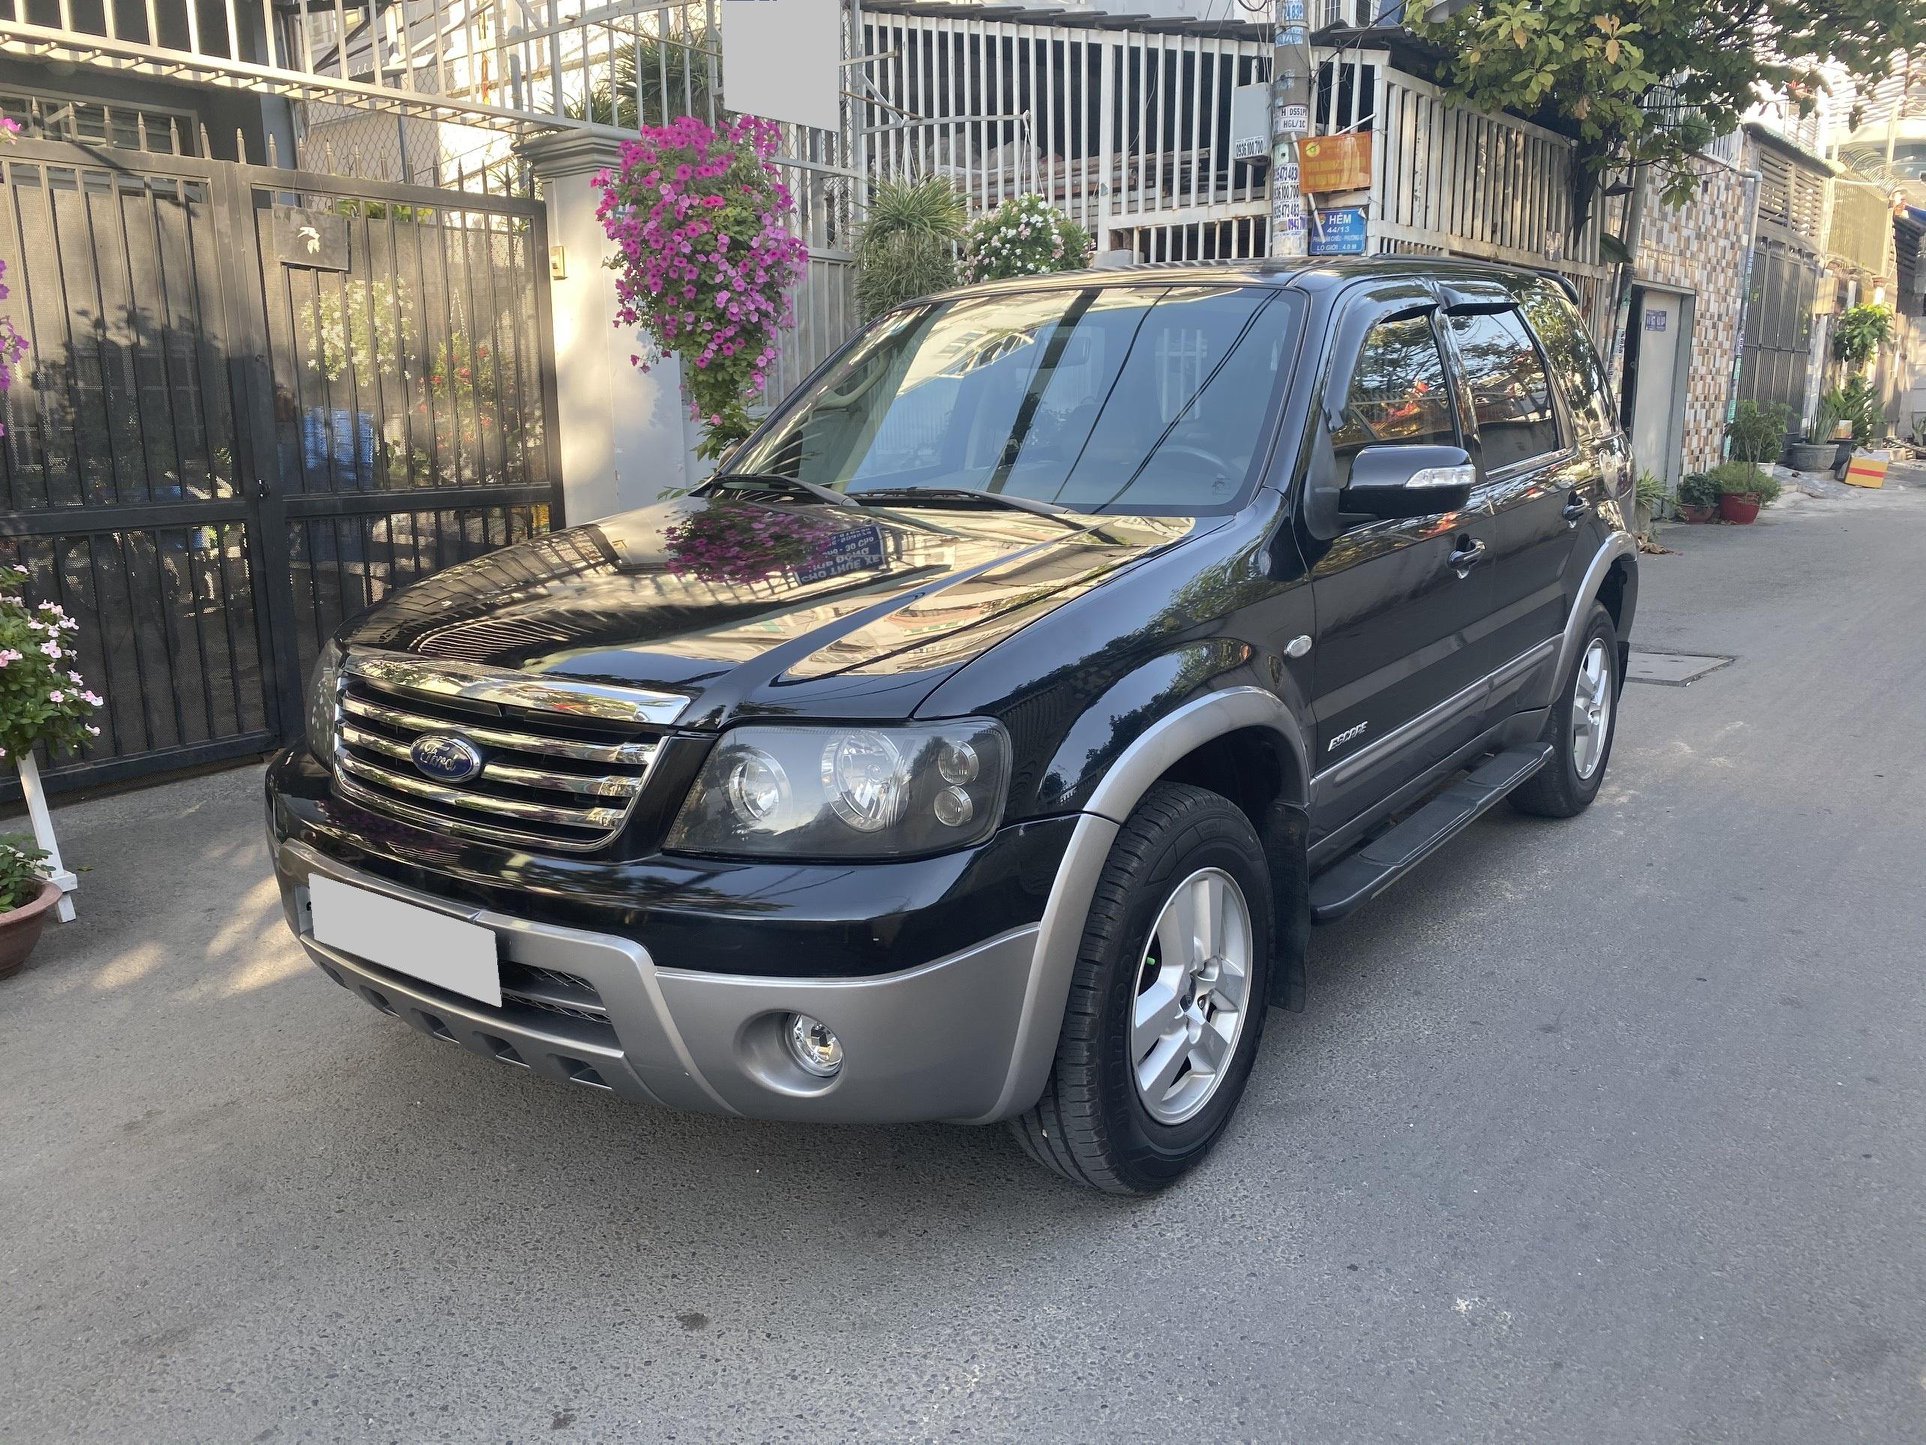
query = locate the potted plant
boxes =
[962,193,1094,283]
[1633,469,1664,532]
[1675,470,1719,523]
[1831,302,1894,372]
[1724,399,1791,469]
[594,115,811,461]
[1710,460,1781,525]
[0,836,58,979]
[1789,394,1845,472]
[0,565,102,925]
[855,176,967,321]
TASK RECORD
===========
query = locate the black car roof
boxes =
[931,255,1566,303]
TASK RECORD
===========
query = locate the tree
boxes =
[1412,2,1925,208]
[567,27,721,131]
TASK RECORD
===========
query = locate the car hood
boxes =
[340,495,1204,726]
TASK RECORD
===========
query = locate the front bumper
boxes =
[272,839,1043,1124]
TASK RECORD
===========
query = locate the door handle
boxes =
[1562,492,1590,522]
[1447,537,1486,574]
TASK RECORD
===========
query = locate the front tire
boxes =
[1510,603,1619,819]
[1010,783,1273,1194]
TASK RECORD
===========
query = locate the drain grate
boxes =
[1626,651,1734,686]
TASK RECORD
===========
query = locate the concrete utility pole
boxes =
[1269,0,1312,258]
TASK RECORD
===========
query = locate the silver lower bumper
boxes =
[273,841,1042,1124]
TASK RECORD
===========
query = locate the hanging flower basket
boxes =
[594,117,811,461]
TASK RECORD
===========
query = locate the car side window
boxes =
[1330,314,1457,486]
[1519,284,1618,441]
[1448,307,1564,471]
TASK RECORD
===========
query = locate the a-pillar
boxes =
[517,130,694,525]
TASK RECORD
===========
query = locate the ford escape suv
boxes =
[268,259,1637,1194]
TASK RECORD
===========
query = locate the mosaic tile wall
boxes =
[1636,164,1755,472]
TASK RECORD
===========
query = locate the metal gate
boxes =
[0,136,559,791]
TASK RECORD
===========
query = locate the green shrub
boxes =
[855,176,967,320]
[962,194,1092,284]
[1635,469,1665,509]
[1806,390,1847,444]
[0,566,102,764]
[1676,471,1719,508]
[1833,376,1883,446]
[1832,303,1893,369]
[1725,399,1791,466]
[1708,460,1780,504]
[0,835,47,913]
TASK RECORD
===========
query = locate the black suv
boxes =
[268,259,1637,1193]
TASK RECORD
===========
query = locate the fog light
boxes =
[784,1013,844,1078]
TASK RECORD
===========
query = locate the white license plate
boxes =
[308,876,501,1008]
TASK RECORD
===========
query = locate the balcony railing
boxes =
[0,0,743,136]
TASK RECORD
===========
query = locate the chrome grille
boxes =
[331,656,673,852]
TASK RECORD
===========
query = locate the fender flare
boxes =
[1539,534,1638,710]
[967,686,1310,1123]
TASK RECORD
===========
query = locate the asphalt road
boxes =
[5,477,1925,1444]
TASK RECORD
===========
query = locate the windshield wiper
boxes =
[851,487,1087,529]
[700,471,861,509]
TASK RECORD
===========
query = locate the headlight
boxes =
[306,641,347,764]
[666,720,1010,859]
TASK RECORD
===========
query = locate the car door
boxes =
[1300,292,1500,841]
[1441,297,1584,716]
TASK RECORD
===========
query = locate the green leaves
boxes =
[961,195,1093,285]
[0,834,48,913]
[1832,303,1894,369]
[1412,0,1926,210]
[855,177,968,320]
[0,566,103,765]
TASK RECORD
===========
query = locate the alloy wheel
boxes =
[1132,867,1253,1125]
[1572,637,1613,780]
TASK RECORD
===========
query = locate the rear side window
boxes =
[1331,314,1457,484]
[1520,284,1618,441]
[1448,307,1563,471]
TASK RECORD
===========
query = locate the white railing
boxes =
[0,0,743,136]
[857,6,1271,252]
[1364,59,1615,322]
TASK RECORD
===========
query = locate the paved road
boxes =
[5,478,1925,1444]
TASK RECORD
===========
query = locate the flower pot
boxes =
[1787,441,1836,472]
[0,880,62,980]
[1718,494,1762,525]
[1678,503,1718,523]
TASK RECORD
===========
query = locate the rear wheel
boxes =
[1010,783,1273,1194]
[1510,603,1618,818]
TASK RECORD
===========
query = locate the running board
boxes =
[1308,745,1555,924]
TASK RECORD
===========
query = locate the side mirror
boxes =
[1339,445,1476,519]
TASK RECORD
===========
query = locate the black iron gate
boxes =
[0,137,560,791]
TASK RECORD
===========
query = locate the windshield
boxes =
[726,284,1304,516]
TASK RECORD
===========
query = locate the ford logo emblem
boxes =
[411,733,484,784]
